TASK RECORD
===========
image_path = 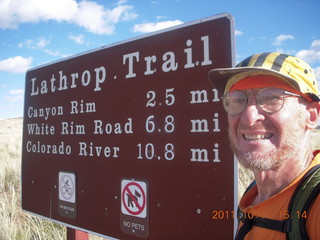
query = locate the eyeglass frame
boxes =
[222,87,301,116]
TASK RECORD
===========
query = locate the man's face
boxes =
[227,88,307,171]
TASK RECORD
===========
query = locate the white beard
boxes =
[230,109,307,171]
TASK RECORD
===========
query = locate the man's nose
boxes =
[240,96,265,126]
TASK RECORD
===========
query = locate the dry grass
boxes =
[0,118,66,240]
[1,118,319,239]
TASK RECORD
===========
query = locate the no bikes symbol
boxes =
[59,172,76,203]
[121,180,147,218]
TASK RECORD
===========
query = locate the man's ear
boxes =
[306,101,320,130]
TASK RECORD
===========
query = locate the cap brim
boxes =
[208,67,301,94]
[208,67,247,94]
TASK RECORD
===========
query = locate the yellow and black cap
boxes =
[208,52,320,101]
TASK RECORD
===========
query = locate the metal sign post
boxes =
[67,228,88,240]
[22,13,236,239]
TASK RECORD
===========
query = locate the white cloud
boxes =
[110,3,137,22]
[0,0,137,35]
[5,95,23,102]
[6,95,23,102]
[18,37,70,58]
[156,16,166,20]
[295,40,320,89]
[314,66,320,81]
[0,0,78,28]
[133,20,183,33]
[37,38,50,49]
[273,34,294,46]
[296,49,320,64]
[74,1,115,35]
[274,48,296,56]
[18,37,50,50]
[43,49,70,58]
[9,89,24,95]
[235,30,243,36]
[69,34,85,44]
[0,56,32,74]
[296,39,320,64]
[311,39,320,49]
[6,89,24,102]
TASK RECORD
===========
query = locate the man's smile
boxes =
[243,133,273,141]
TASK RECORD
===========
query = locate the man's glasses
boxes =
[222,87,301,116]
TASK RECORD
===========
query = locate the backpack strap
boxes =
[286,164,320,240]
[237,181,256,221]
[236,164,320,240]
[236,211,291,240]
[235,180,256,240]
[236,181,290,239]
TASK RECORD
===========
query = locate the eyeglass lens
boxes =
[223,88,288,116]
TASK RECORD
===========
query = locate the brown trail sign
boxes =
[22,13,237,239]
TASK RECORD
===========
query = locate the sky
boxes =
[0,0,319,119]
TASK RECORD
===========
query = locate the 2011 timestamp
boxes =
[212,210,308,220]
[212,210,236,220]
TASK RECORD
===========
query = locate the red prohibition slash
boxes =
[122,182,146,215]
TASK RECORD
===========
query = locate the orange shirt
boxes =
[237,152,320,239]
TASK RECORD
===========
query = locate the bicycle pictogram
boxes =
[61,179,73,196]
[59,172,76,203]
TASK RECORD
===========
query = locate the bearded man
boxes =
[208,52,320,240]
